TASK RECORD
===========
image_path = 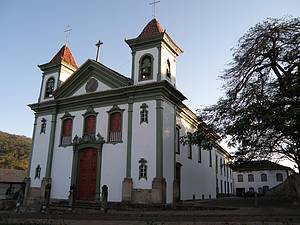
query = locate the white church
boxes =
[26,18,233,205]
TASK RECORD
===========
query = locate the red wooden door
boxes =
[77,148,97,201]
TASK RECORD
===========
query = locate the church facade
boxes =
[27,19,233,205]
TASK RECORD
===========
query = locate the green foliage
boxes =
[0,131,31,170]
[200,17,300,170]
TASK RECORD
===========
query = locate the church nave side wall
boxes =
[176,116,217,200]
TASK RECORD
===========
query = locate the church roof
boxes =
[137,18,165,39]
[49,45,78,68]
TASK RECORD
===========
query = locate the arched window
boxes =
[248,174,254,182]
[45,77,55,98]
[166,59,171,78]
[109,112,122,142]
[84,115,96,136]
[261,173,267,182]
[139,55,153,80]
[61,118,73,145]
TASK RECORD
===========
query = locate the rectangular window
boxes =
[188,142,192,159]
[61,118,73,145]
[187,132,192,159]
[108,112,122,142]
[220,158,223,175]
[216,155,218,174]
[238,174,243,182]
[209,149,212,167]
[175,126,180,154]
[248,174,254,182]
[198,145,202,163]
[276,173,283,182]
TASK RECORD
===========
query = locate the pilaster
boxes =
[122,177,133,202]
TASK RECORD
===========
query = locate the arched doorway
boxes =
[77,148,97,201]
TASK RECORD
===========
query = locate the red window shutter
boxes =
[110,112,121,132]
[63,119,72,136]
[84,115,96,135]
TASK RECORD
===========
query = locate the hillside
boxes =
[0,131,31,170]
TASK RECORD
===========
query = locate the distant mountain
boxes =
[0,131,31,170]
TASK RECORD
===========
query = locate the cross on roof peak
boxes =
[149,0,160,18]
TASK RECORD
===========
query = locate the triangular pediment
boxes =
[54,59,131,99]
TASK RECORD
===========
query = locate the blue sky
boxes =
[1,0,300,138]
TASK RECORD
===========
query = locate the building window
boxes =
[40,118,47,134]
[139,158,147,180]
[61,117,73,145]
[209,149,212,167]
[220,158,223,175]
[187,133,192,159]
[248,174,254,182]
[107,105,124,143]
[249,187,254,192]
[220,180,223,193]
[175,126,180,154]
[276,173,283,182]
[263,185,269,193]
[166,59,171,78]
[140,103,148,124]
[84,115,96,135]
[34,164,41,179]
[216,155,218,173]
[237,174,243,182]
[261,173,267,182]
[45,77,55,98]
[198,145,202,163]
[139,55,153,80]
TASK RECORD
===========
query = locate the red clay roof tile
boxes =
[50,45,77,68]
[137,18,164,39]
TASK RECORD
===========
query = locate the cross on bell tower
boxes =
[149,0,160,18]
[64,25,72,46]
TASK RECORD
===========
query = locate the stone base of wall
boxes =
[122,177,167,204]
[132,189,152,204]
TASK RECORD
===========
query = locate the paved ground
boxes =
[1,197,300,225]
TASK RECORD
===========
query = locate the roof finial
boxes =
[95,40,103,62]
[64,25,72,46]
[149,0,160,18]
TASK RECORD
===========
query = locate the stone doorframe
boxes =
[69,133,105,206]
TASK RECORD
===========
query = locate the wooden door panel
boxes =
[77,148,97,201]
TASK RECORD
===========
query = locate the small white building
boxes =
[26,19,233,205]
[232,160,293,196]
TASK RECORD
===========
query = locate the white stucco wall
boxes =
[30,115,52,187]
[50,104,128,201]
[215,150,234,195]
[72,77,111,96]
[163,101,175,203]
[131,100,156,189]
[59,65,75,82]
[175,116,216,200]
[133,47,158,85]
[233,169,288,194]
[160,45,176,86]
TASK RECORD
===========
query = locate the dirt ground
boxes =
[1,197,300,225]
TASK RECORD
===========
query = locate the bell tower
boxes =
[126,19,183,87]
[38,45,77,102]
